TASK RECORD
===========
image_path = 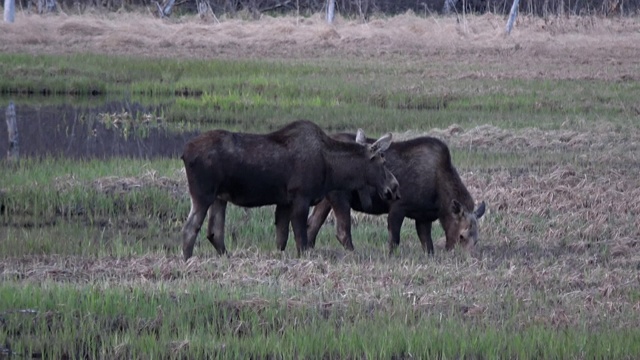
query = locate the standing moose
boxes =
[307,133,486,254]
[180,120,400,260]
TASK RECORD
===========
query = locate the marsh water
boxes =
[1,98,200,159]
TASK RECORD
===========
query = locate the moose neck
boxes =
[322,143,370,192]
[437,167,474,215]
[437,168,475,245]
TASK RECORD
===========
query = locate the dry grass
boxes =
[396,121,640,153]
[1,12,639,80]
[2,243,639,330]
[53,169,186,197]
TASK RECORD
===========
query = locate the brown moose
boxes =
[180,120,400,260]
[307,132,486,254]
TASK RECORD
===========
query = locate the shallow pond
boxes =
[1,99,200,159]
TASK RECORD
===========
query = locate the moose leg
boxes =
[415,220,434,255]
[206,199,228,255]
[275,205,291,251]
[306,199,332,249]
[331,197,355,251]
[290,199,311,256]
[387,208,405,255]
[182,197,210,261]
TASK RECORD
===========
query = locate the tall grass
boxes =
[2,283,639,359]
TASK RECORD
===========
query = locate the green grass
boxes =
[0,158,178,188]
[1,283,638,359]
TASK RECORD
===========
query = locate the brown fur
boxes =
[180,120,399,260]
[307,133,485,254]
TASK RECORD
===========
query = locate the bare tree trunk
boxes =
[443,0,458,14]
[4,0,15,23]
[6,101,19,162]
[46,0,56,12]
[156,0,176,17]
[197,0,208,17]
[505,0,520,34]
[326,0,335,23]
[32,0,56,14]
[197,0,218,21]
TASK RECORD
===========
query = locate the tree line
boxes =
[16,0,638,17]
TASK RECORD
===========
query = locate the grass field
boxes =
[1,9,640,359]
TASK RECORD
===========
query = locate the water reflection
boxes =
[0,102,200,159]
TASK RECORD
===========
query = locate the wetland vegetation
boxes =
[1,10,640,359]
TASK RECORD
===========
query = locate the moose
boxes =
[307,133,486,254]
[180,120,400,260]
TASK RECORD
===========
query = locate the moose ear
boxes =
[451,199,464,216]
[355,129,366,145]
[474,201,486,219]
[370,133,392,154]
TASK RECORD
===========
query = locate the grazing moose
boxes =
[307,133,486,255]
[180,120,400,260]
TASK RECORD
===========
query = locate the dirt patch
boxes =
[1,12,639,80]
[57,19,106,36]
[53,169,186,197]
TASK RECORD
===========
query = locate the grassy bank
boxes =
[2,53,639,134]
